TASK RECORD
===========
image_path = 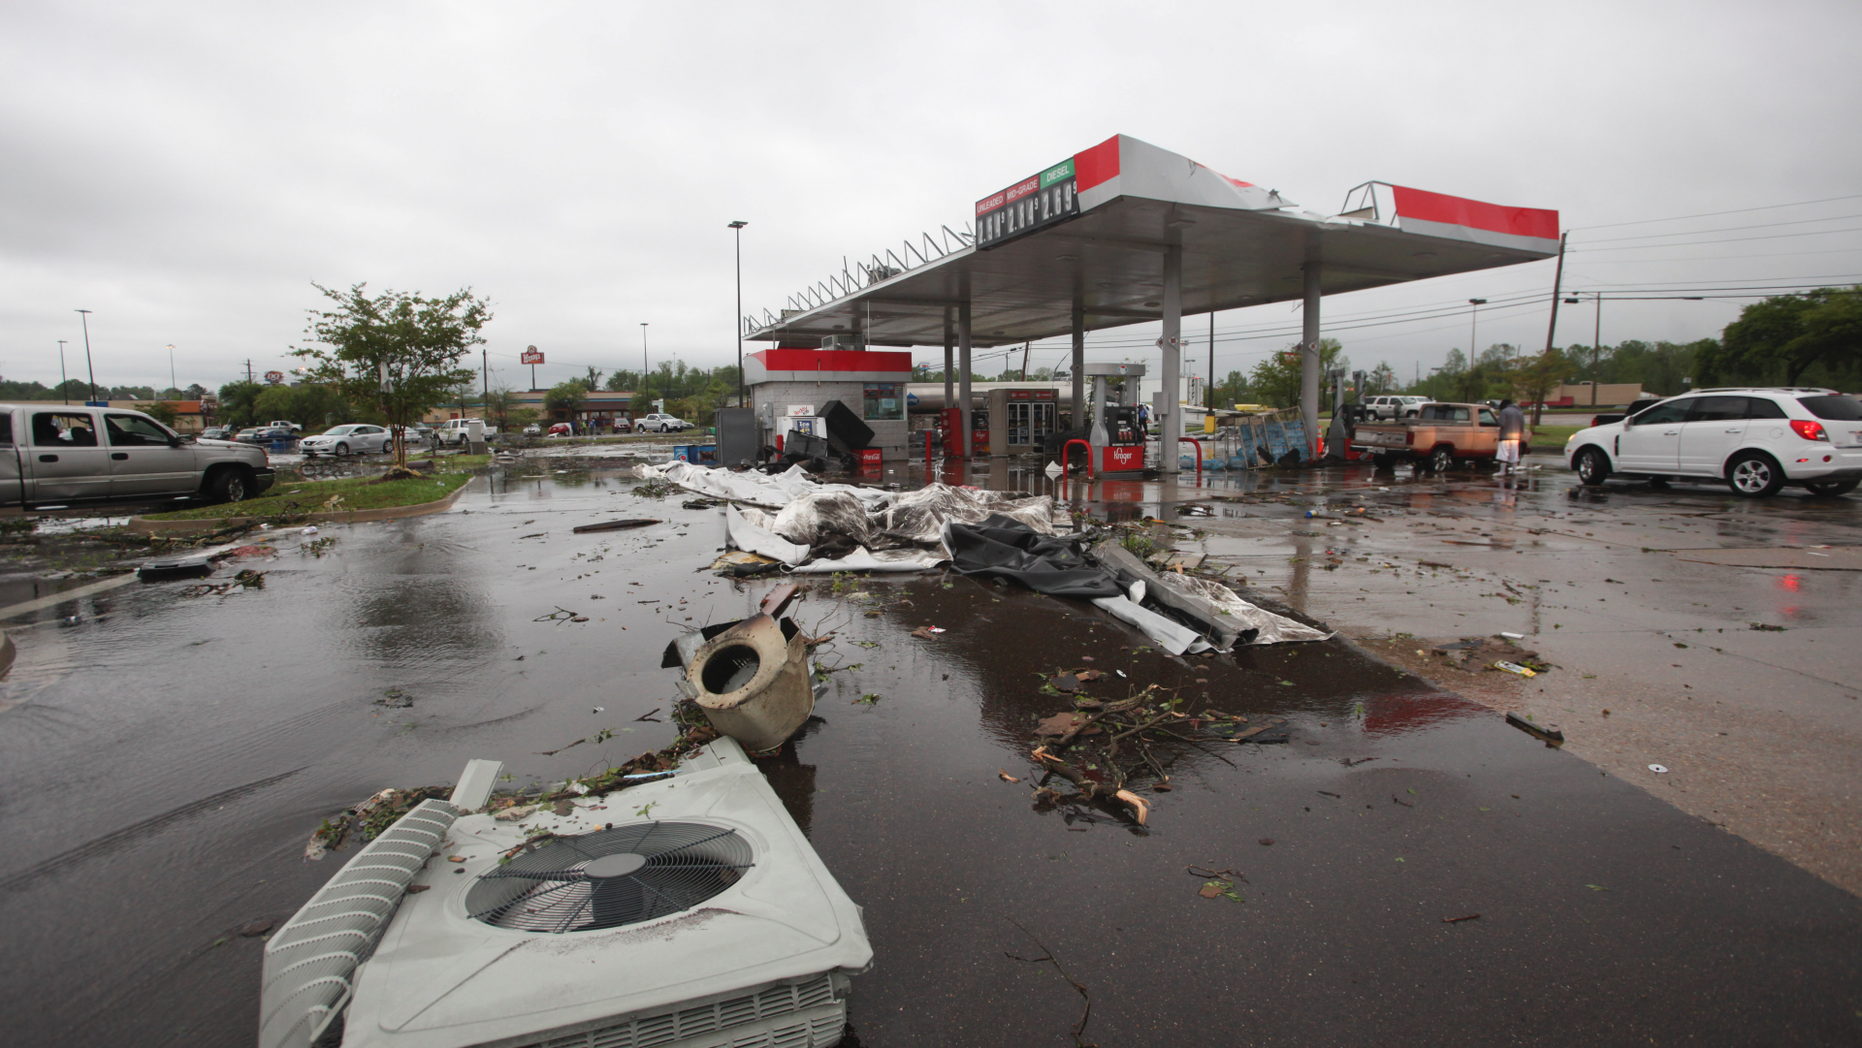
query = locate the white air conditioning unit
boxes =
[818,335,866,352]
[261,739,870,1048]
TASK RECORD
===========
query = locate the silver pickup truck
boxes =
[0,403,275,507]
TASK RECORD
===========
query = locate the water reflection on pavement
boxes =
[0,462,1856,1047]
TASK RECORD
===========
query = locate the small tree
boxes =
[1512,347,1571,425]
[293,282,491,468]
[545,379,591,427]
[142,400,181,428]
[218,379,265,428]
[1249,338,1345,408]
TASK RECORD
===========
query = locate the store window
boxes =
[862,382,904,421]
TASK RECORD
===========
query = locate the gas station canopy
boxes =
[745,134,1560,349]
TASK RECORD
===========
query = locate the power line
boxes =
[1568,193,1862,232]
[1570,226,1862,253]
[1575,212,1862,244]
[1568,247,1862,265]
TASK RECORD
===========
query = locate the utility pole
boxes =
[1207,312,1215,409]
[1592,294,1603,407]
[1468,299,1487,363]
[57,340,69,404]
[1021,340,1031,381]
[75,309,98,403]
[729,220,747,407]
[1541,231,1568,356]
[482,348,489,419]
[246,359,254,383]
[641,323,650,408]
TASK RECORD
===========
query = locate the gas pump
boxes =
[1084,361,1147,473]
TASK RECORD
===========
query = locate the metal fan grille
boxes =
[466,821,753,933]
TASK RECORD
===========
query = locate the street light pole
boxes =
[729,221,747,408]
[640,322,650,408]
[75,309,97,404]
[166,344,177,398]
[57,340,69,404]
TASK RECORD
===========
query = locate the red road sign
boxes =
[264,370,284,384]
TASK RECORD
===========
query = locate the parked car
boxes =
[547,422,572,437]
[1565,388,1862,498]
[236,426,294,445]
[438,418,498,446]
[634,413,692,433]
[267,420,304,435]
[522,423,542,437]
[199,426,232,440]
[301,423,393,457]
[0,403,274,505]
[392,423,435,447]
[1362,395,1430,420]
[1590,394,1664,428]
[1351,401,1503,472]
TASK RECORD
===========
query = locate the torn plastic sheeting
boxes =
[1091,595,1213,657]
[942,516,1125,599]
[1153,570,1332,645]
[875,485,1056,546]
[764,491,877,548]
[1094,541,1246,649]
[1094,540,1331,646]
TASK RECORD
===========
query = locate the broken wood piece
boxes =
[1113,789,1150,826]
[759,582,802,617]
[997,769,1020,783]
[1505,712,1564,744]
[1230,717,1287,741]
[572,519,660,534]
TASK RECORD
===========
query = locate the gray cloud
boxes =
[3,0,1856,391]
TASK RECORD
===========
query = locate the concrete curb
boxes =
[125,476,475,534]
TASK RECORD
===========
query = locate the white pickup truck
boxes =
[438,418,498,446]
[0,403,275,506]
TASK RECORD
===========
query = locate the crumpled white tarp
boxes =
[650,460,1056,573]
[1152,571,1332,645]
[639,461,888,510]
[724,506,809,564]
[725,506,943,573]
[788,548,947,574]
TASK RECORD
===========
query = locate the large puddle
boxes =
[0,466,1857,1046]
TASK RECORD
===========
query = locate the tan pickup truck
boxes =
[1351,402,1505,471]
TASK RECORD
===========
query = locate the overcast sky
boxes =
[5,0,1858,394]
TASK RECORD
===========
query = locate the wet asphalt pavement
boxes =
[0,457,1858,1046]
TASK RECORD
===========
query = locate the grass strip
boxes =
[144,471,472,521]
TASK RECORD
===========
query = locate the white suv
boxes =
[1363,395,1429,420]
[1564,388,1862,498]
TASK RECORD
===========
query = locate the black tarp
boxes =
[942,514,1125,598]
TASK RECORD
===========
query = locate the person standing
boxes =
[1496,398,1528,478]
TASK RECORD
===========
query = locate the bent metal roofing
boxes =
[747,133,1558,349]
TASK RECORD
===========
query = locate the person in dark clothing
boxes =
[1496,398,1529,477]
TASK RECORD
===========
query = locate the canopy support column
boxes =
[1160,245,1182,475]
[942,310,954,414]
[1301,263,1322,460]
[958,298,974,458]
[1070,307,1085,433]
